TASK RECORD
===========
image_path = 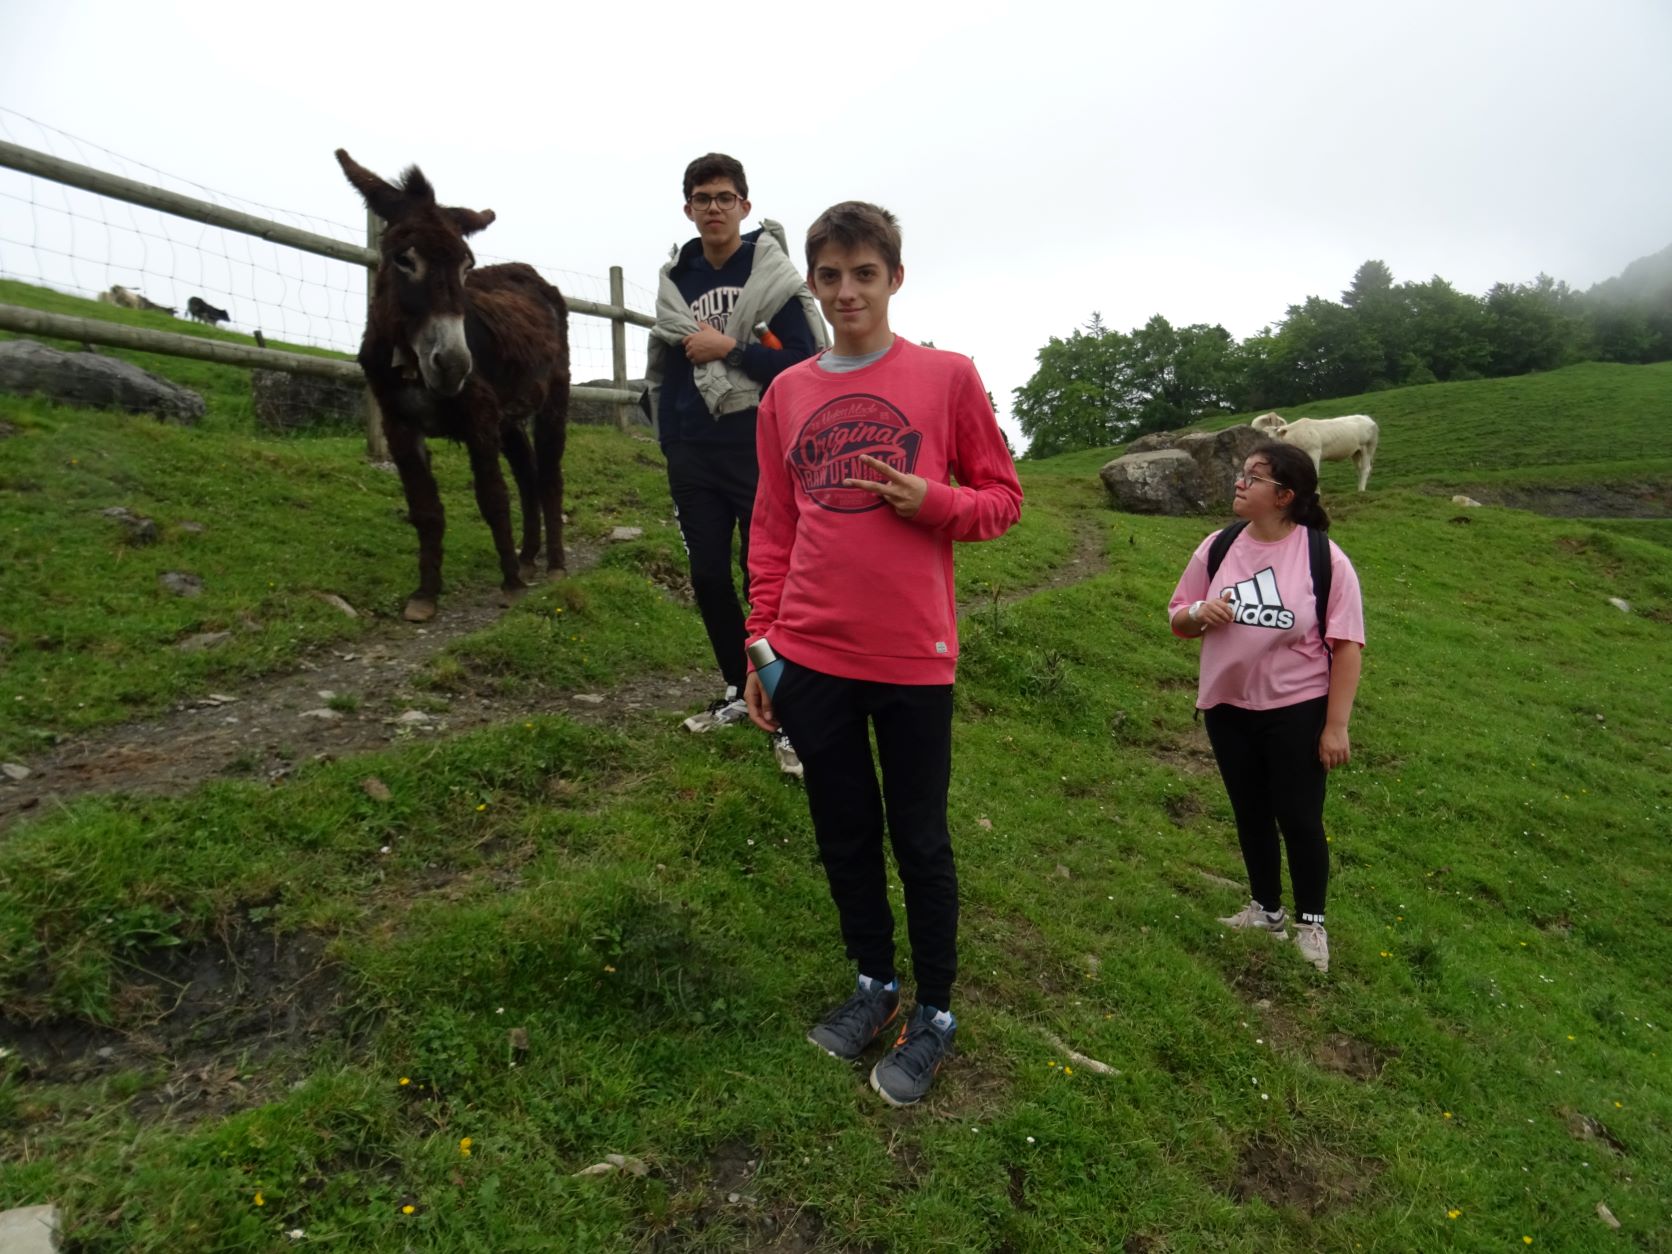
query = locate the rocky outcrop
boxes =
[1099,424,1265,514]
[0,339,203,423]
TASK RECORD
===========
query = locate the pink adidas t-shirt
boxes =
[1168,526,1365,711]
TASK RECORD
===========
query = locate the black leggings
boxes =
[665,441,758,691]
[772,659,958,1011]
[1202,697,1330,923]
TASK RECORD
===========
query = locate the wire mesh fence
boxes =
[0,108,654,385]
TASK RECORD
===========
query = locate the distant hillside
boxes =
[1586,241,1672,309]
[1028,359,1672,528]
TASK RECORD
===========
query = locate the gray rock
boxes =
[2,762,31,782]
[1099,425,1264,515]
[1125,432,1176,455]
[160,571,203,597]
[178,520,206,534]
[1607,597,1631,613]
[0,1204,60,1254]
[570,377,649,427]
[0,338,203,422]
[177,631,232,652]
[250,369,366,434]
[572,693,606,705]
[300,708,341,721]
[608,526,643,542]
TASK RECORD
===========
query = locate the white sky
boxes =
[4,0,1670,450]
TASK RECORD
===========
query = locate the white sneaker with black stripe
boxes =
[682,687,749,733]
[1293,922,1330,973]
[771,731,803,779]
[1218,900,1288,937]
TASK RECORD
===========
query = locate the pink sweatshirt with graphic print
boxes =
[1168,525,1365,711]
[747,338,1023,684]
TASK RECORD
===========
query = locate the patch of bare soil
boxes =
[1312,1032,1393,1081]
[0,915,351,1124]
[1440,480,1672,518]
[646,1139,872,1254]
[955,509,1108,620]
[1229,1135,1380,1216]
[1152,725,1216,777]
[0,545,703,830]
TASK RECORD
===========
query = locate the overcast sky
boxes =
[4,0,1670,449]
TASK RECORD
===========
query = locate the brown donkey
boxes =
[337,149,570,622]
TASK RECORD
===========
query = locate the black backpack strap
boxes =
[1204,520,1248,584]
[1307,525,1333,663]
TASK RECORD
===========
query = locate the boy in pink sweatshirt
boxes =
[743,201,1022,1105]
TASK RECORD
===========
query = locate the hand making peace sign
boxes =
[842,454,929,520]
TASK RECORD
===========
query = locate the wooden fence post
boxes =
[363,210,390,462]
[610,265,630,432]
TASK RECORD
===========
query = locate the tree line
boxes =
[1012,246,1672,459]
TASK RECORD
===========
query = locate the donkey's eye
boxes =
[394,251,418,273]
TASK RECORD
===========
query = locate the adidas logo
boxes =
[1222,566,1295,630]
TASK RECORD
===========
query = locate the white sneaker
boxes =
[682,687,749,733]
[771,731,803,779]
[1218,900,1288,937]
[1293,922,1330,973]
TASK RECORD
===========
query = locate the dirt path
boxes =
[0,513,1112,830]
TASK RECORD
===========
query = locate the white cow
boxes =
[1248,412,1380,491]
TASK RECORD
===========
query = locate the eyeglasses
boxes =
[689,192,741,211]
[1237,470,1285,488]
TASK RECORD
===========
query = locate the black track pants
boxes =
[1202,697,1331,922]
[665,441,758,691]
[772,659,959,1011]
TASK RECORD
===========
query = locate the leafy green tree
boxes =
[1485,275,1587,374]
[1012,315,1132,458]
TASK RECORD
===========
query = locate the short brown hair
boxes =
[805,201,902,277]
[683,153,747,202]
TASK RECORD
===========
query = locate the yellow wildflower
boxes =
[1447,1209,1461,1220]
[402,1204,415,1215]
[1442,1111,1452,1119]
[254,1192,265,1207]
[399,1077,410,1086]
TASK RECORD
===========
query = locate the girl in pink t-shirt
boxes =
[1167,442,1365,973]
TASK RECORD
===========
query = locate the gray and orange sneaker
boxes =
[807,976,899,1061]
[869,1006,956,1106]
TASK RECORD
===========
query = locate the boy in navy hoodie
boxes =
[647,153,825,776]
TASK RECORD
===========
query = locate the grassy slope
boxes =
[1,315,1670,1250]
[1033,360,1672,493]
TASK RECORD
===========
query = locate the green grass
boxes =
[2,318,1671,1250]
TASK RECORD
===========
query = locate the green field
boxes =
[1,291,1669,1251]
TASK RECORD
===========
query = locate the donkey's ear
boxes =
[446,207,497,237]
[335,149,407,222]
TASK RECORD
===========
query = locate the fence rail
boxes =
[0,139,652,443]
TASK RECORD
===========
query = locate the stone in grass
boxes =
[300,708,342,721]
[2,763,31,782]
[393,709,435,726]
[160,571,203,597]
[361,777,392,802]
[572,693,606,705]
[0,1204,60,1254]
[315,593,358,618]
[609,526,644,542]
[572,1154,648,1178]
[100,506,158,547]
[176,631,232,652]
[1607,597,1631,614]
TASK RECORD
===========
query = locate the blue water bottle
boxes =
[746,638,786,697]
